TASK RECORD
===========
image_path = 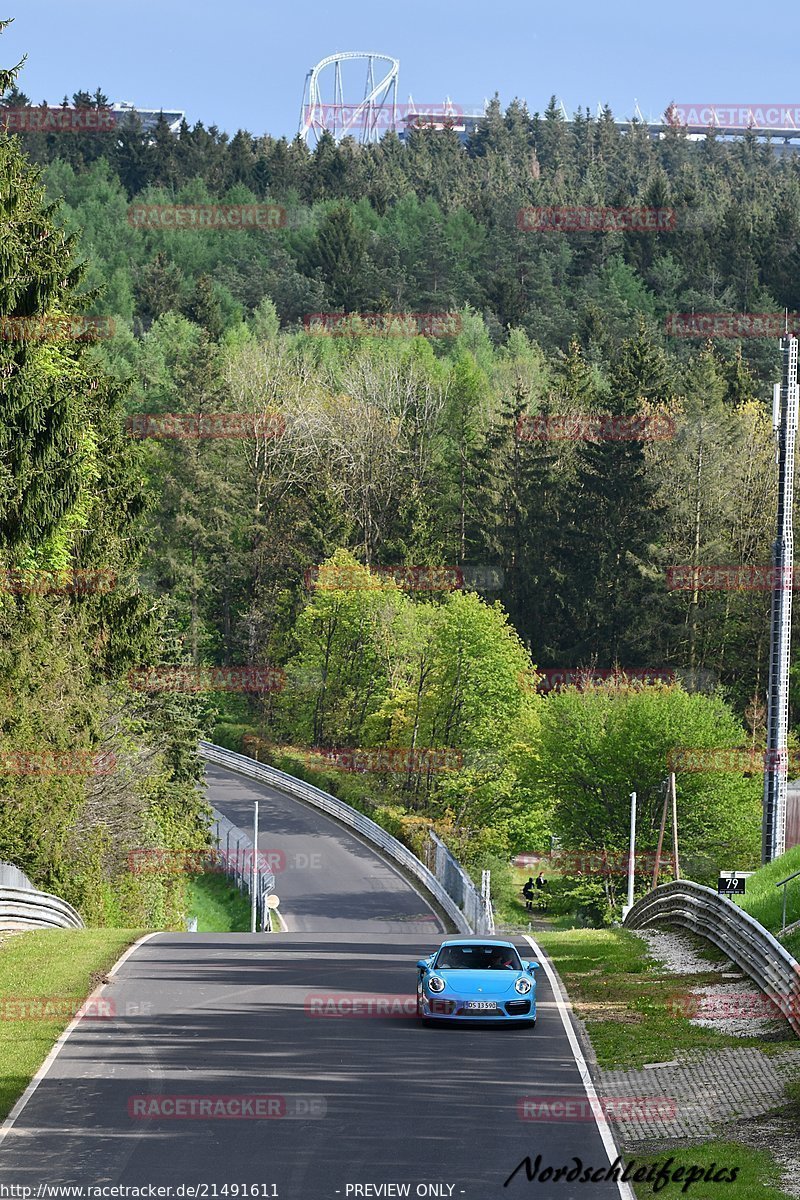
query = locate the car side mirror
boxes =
[527,961,540,972]
[416,959,429,971]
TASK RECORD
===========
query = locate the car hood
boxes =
[432,969,527,996]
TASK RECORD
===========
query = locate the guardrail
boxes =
[0,886,85,931]
[199,741,477,934]
[0,861,34,890]
[777,867,800,932]
[624,880,800,1037]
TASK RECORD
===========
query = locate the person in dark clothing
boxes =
[535,871,547,911]
[522,877,535,910]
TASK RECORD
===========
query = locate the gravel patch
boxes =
[610,925,800,1196]
[632,926,789,1039]
[634,927,731,976]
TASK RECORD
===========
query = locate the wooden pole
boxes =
[652,780,669,891]
[670,771,680,879]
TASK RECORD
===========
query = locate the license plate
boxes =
[466,1001,497,1010]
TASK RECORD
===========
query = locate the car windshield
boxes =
[434,944,522,971]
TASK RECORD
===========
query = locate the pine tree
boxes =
[560,325,670,663]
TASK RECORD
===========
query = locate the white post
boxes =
[251,800,259,934]
[623,791,637,919]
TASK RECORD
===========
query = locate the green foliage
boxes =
[3,49,794,928]
[537,682,761,870]
[0,36,208,927]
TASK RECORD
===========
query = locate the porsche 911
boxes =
[416,939,539,1024]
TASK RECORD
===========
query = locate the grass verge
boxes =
[535,926,792,1069]
[536,926,798,1199]
[186,873,251,932]
[0,928,143,1121]
[735,844,800,958]
[627,1142,793,1199]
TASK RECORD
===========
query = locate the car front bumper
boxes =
[420,994,536,1021]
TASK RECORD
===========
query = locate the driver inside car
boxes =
[487,947,517,970]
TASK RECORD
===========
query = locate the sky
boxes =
[2,0,794,140]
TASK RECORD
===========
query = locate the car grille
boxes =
[455,1005,504,1016]
[505,999,532,1015]
[430,999,533,1017]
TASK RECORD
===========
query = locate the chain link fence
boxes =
[425,832,494,934]
[210,807,276,931]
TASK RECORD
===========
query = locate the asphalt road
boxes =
[0,933,628,1199]
[204,763,447,935]
[0,765,632,1199]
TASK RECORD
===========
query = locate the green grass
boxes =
[734,844,800,958]
[535,927,799,1196]
[0,928,142,1119]
[186,872,251,931]
[536,926,793,1069]
[628,1142,794,1199]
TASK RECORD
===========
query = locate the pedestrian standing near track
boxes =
[522,876,534,911]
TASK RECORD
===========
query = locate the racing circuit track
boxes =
[0,763,637,1199]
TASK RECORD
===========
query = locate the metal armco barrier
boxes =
[199,742,477,933]
[0,886,85,931]
[0,861,34,890]
[624,880,800,1037]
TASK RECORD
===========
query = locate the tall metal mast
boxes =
[763,334,799,862]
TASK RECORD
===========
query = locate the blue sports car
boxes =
[416,939,539,1024]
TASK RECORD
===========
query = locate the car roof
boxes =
[436,939,518,950]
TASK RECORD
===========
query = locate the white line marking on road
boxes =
[522,933,636,1200]
[0,932,158,1149]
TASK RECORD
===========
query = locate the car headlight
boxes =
[515,976,532,995]
[428,974,446,993]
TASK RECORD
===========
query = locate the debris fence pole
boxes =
[251,801,259,934]
[624,792,637,919]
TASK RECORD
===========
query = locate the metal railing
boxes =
[777,867,800,932]
[426,831,494,934]
[624,880,800,1037]
[0,885,85,931]
[199,741,479,933]
[210,806,275,931]
[0,862,34,890]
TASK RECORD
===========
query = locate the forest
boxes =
[1,62,795,923]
